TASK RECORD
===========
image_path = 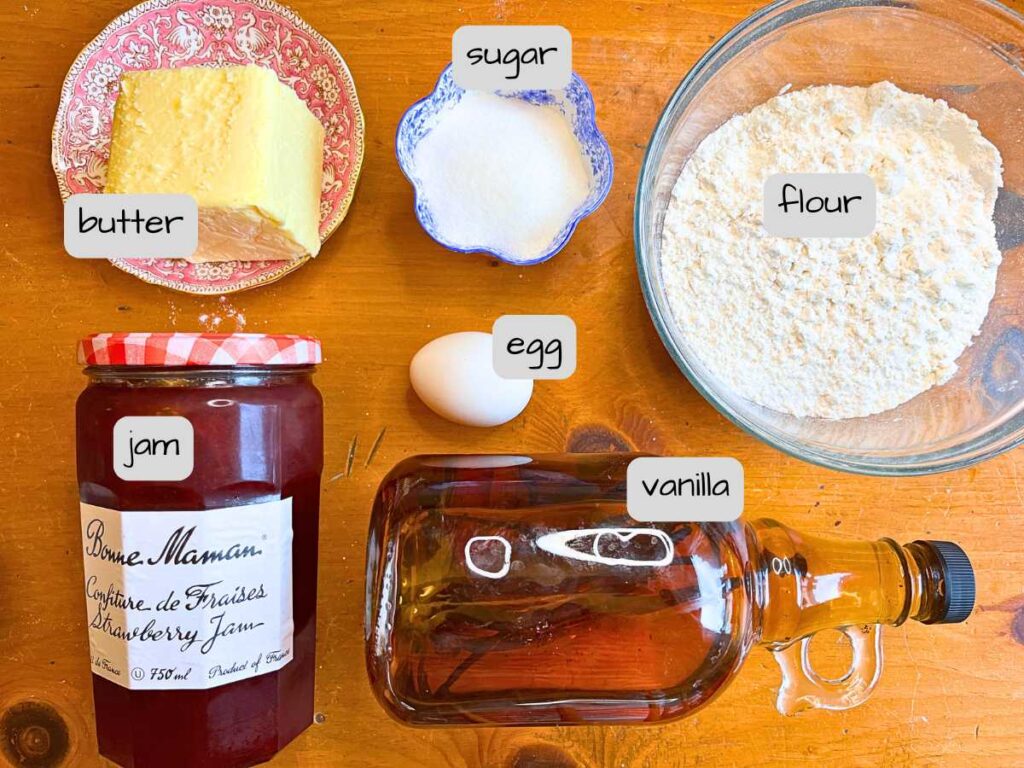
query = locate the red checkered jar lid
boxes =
[78,333,322,367]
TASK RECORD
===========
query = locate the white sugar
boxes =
[411,91,592,262]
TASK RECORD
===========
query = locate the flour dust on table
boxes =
[660,82,1004,419]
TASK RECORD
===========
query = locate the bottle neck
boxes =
[748,519,948,646]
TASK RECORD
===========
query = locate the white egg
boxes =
[410,331,533,427]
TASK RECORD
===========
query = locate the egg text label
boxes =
[492,314,576,380]
[453,26,572,91]
[627,457,744,523]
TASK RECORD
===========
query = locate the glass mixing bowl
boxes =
[635,0,1024,475]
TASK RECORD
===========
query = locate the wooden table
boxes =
[2,1,1023,766]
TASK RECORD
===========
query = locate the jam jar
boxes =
[76,333,323,768]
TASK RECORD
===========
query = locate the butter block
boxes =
[106,65,325,262]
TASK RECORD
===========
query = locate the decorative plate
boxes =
[396,63,613,266]
[52,0,364,294]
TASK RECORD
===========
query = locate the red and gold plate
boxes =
[52,0,364,294]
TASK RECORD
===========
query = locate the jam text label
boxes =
[627,457,744,523]
[763,173,876,238]
[64,193,198,259]
[492,314,577,380]
[80,499,293,690]
[453,26,572,91]
[113,416,194,482]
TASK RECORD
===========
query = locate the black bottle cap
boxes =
[914,540,975,624]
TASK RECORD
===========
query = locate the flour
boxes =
[412,91,591,262]
[660,82,1004,419]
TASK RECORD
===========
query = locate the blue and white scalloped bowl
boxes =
[396,64,614,266]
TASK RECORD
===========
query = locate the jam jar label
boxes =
[80,498,294,690]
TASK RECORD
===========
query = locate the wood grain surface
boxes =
[2,1,1023,766]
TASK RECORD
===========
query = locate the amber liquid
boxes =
[366,455,754,725]
[77,369,322,768]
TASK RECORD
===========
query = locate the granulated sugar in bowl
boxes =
[413,91,590,262]
[397,65,613,265]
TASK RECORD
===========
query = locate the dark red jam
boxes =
[76,356,322,768]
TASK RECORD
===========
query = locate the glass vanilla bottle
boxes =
[365,454,974,725]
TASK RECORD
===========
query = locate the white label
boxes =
[80,498,293,690]
[763,174,876,238]
[452,26,572,91]
[64,194,199,259]
[113,416,194,482]
[627,457,744,522]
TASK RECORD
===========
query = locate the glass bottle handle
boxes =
[769,624,883,715]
